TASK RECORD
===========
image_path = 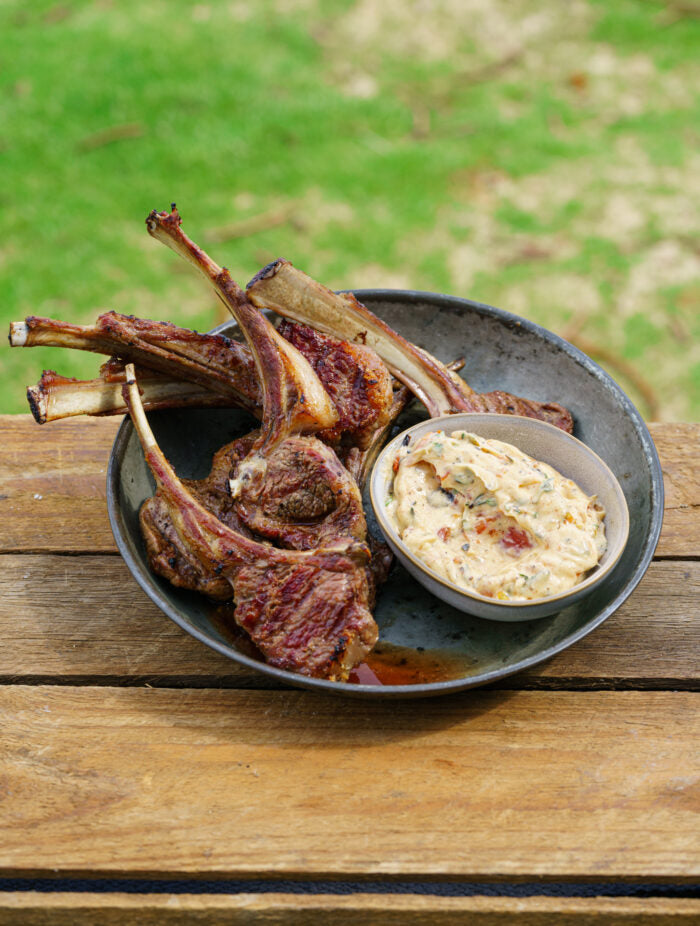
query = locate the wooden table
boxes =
[1,415,698,924]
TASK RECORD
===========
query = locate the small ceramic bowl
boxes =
[370,413,630,622]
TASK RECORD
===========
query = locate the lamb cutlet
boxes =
[143,207,371,549]
[12,265,570,433]
[123,364,377,680]
[137,356,442,602]
[18,318,395,440]
[13,314,396,450]
[246,258,574,433]
[139,418,398,603]
[10,312,261,413]
[9,202,580,682]
[139,208,379,671]
[144,206,338,449]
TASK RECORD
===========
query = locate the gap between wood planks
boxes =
[0,677,697,692]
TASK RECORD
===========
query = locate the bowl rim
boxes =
[107,287,664,698]
[369,412,631,612]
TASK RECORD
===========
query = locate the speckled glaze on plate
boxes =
[107,290,664,698]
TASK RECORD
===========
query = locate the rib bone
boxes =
[13,316,393,442]
[145,206,337,455]
[13,304,570,431]
[26,368,233,424]
[10,313,260,411]
[247,259,475,416]
[246,259,573,432]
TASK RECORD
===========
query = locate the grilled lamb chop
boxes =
[143,207,371,546]
[16,320,395,446]
[123,365,377,679]
[140,422,393,604]
[145,206,337,455]
[137,346,442,602]
[248,260,472,415]
[142,207,377,611]
[13,314,395,446]
[9,313,261,412]
[12,276,569,432]
[246,259,573,432]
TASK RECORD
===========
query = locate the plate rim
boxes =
[106,288,665,698]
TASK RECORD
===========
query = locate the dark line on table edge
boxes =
[0,675,698,692]
[0,878,698,898]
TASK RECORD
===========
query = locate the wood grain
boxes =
[1,687,698,880]
[0,554,259,685]
[1,893,699,925]
[1,416,697,556]
[649,423,700,559]
[0,415,120,553]
[0,555,697,687]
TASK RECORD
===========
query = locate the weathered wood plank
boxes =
[0,556,697,687]
[1,892,699,925]
[0,416,697,556]
[649,423,700,559]
[1,687,697,880]
[525,559,699,686]
[0,554,259,686]
[0,416,120,553]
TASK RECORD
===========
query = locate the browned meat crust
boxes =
[278,320,394,449]
[233,560,376,677]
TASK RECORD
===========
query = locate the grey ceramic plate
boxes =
[107,290,664,698]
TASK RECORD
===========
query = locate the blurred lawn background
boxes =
[2,0,698,419]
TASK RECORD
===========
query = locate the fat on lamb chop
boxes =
[246,258,574,433]
[122,364,378,680]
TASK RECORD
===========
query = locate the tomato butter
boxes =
[387,430,607,601]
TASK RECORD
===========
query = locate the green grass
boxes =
[2,0,699,420]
